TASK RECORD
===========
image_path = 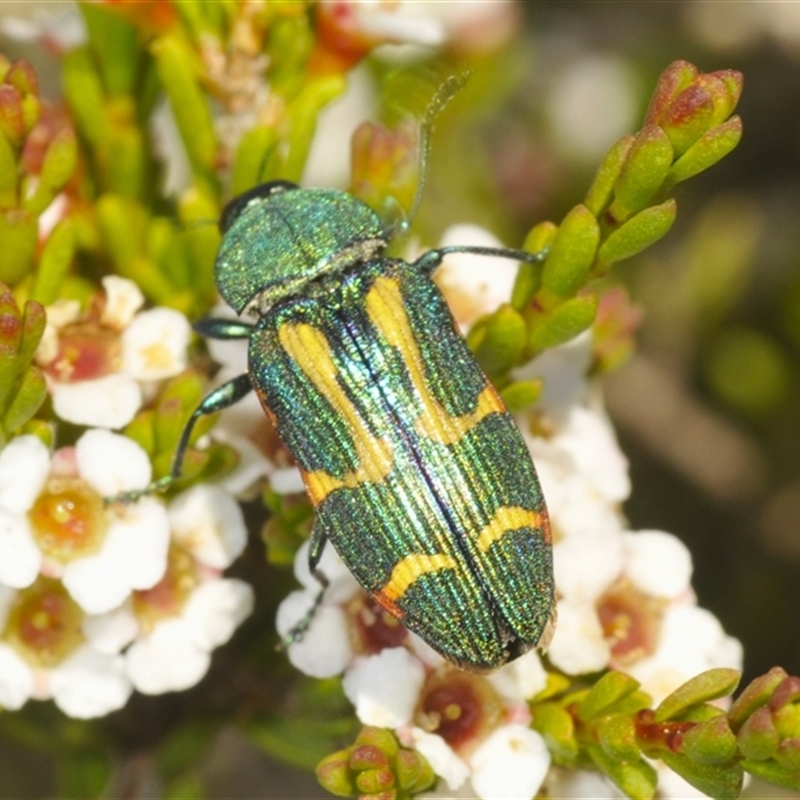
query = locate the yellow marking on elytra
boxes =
[475,506,543,552]
[279,323,393,506]
[381,553,458,603]
[365,277,505,445]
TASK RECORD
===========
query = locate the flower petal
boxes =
[126,618,211,694]
[76,428,152,496]
[51,374,143,430]
[342,647,425,728]
[82,602,139,655]
[168,485,247,569]
[0,509,42,589]
[469,724,551,800]
[554,524,624,603]
[184,578,254,651]
[489,648,548,702]
[121,307,191,381]
[109,497,170,590]
[61,550,129,614]
[0,642,34,710]
[623,530,693,599]
[0,435,50,514]
[50,645,132,718]
[276,589,353,678]
[410,728,469,791]
[547,598,610,675]
[100,276,144,329]
[293,540,360,603]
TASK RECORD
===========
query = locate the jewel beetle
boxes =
[142,179,555,672]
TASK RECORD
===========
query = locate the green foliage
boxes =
[316,727,435,800]
[123,371,237,492]
[466,59,743,411]
[0,285,47,448]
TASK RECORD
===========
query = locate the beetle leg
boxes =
[279,530,331,648]
[192,317,255,339]
[412,244,548,276]
[105,373,254,504]
[277,524,332,649]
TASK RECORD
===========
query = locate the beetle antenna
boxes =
[404,71,470,229]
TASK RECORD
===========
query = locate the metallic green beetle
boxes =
[163,179,555,672]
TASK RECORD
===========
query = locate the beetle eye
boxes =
[219,180,299,233]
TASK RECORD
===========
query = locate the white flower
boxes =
[0,431,170,613]
[343,647,425,728]
[0,579,132,718]
[126,578,254,695]
[123,485,254,694]
[275,540,360,678]
[548,597,611,675]
[37,277,191,429]
[167,485,248,569]
[434,225,520,331]
[469,724,551,800]
[622,530,693,600]
[628,604,743,705]
[412,728,470,792]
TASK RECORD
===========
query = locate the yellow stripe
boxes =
[475,506,542,552]
[381,553,458,603]
[279,323,394,505]
[365,276,505,446]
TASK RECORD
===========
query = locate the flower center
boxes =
[4,578,84,668]
[133,545,199,631]
[28,479,107,562]
[597,580,663,666]
[348,594,408,655]
[415,671,502,752]
[45,325,120,382]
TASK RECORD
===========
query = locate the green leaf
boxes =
[232,125,279,196]
[499,379,542,413]
[2,365,46,432]
[729,668,788,731]
[578,671,642,721]
[738,707,780,761]
[39,127,78,193]
[81,2,141,97]
[587,742,657,800]
[585,135,634,217]
[608,125,673,222]
[0,208,38,284]
[680,714,738,765]
[655,668,741,722]
[474,304,527,378]
[151,34,217,183]
[281,75,346,182]
[659,750,743,799]
[531,702,578,761]
[62,47,109,146]
[742,758,800,793]
[597,199,676,267]
[0,129,17,209]
[529,294,598,352]
[666,117,742,187]
[541,205,600,297]
[31,219,76,305]
[597,713,640,763]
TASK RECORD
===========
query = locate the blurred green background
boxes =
[1,1,798,796]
